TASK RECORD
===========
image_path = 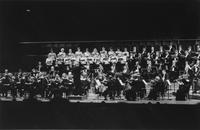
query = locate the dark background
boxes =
[0,0,200,71]
[0,101,200,129]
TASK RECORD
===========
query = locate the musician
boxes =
[168,43,174,54]
[159,46,164,57]
[178,45,184,55]
[116,75,125,98]
[75,47,83,57]
[105,75,117,100]
[48,74,62,99]
[196,44,200,53]
[150,46,156,58]
[80,70,90,95]
[37,74,49,98]
[58,48,66,58]
[46,54,54,71]
[115,48,122,56]
[36,61,44,72]
[1,73,11,97]
[176,78,191,100]
[164,51,172,71]
[68,48,74,57]
[102,56,112,74]
[84,48,91,57]
[123,48,129,57]
[148,76,162,100]
[48,48,57,61]
[159,69,171,98]
[92,48,99,56]
[100,47,107,57]
[169,57,179,81]
[185,61,192,75]
[108,48,115,56]
[132,46,137,55]
[141,47,147,57]
[72,62,82,95]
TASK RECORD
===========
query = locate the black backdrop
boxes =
[0,0,200,71]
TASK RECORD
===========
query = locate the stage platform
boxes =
[1,94,200,105]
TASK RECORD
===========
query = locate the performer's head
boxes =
[85,48,89,52]
[4,69,8,74]
[151,46,154,51]
[124,48,128,52]
[61,48,65,52]
[69,48,72,53]
[50,48,54,53]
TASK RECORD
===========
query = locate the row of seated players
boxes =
[0,62,193,101]
[0,69,147,100]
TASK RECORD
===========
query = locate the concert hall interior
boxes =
[1,0,200,129]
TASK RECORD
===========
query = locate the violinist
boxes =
[80,70,90,95]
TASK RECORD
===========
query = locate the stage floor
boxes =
[1,95,200,105]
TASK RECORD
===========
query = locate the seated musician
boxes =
[178,45,184,55]
[196,44,200,53]
[80,70,90,95]
[188,45,192,55]
[169,57,179,81]
[164,51,172,71]
[115,75,126,98]
[148,76,162,100]
[48,48,57,61]
[150,46,155,59]
[185,61,192,75]
[159,46,164,56]
[3,69,9,76]
[133,61,141,74]
[159,69,171,98]
[123,48,129,57]
[141,47,147,57]
[116,56,126,72]
[132,46,137,54]
[37,74,49,98]
[1,73,11,97]
[152,51,160,68]
[48,74,62,99]
[102,56,111,74]
[168,43,174,54]
[176,78,191,100]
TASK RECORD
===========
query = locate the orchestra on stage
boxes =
[1,42,200,101]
